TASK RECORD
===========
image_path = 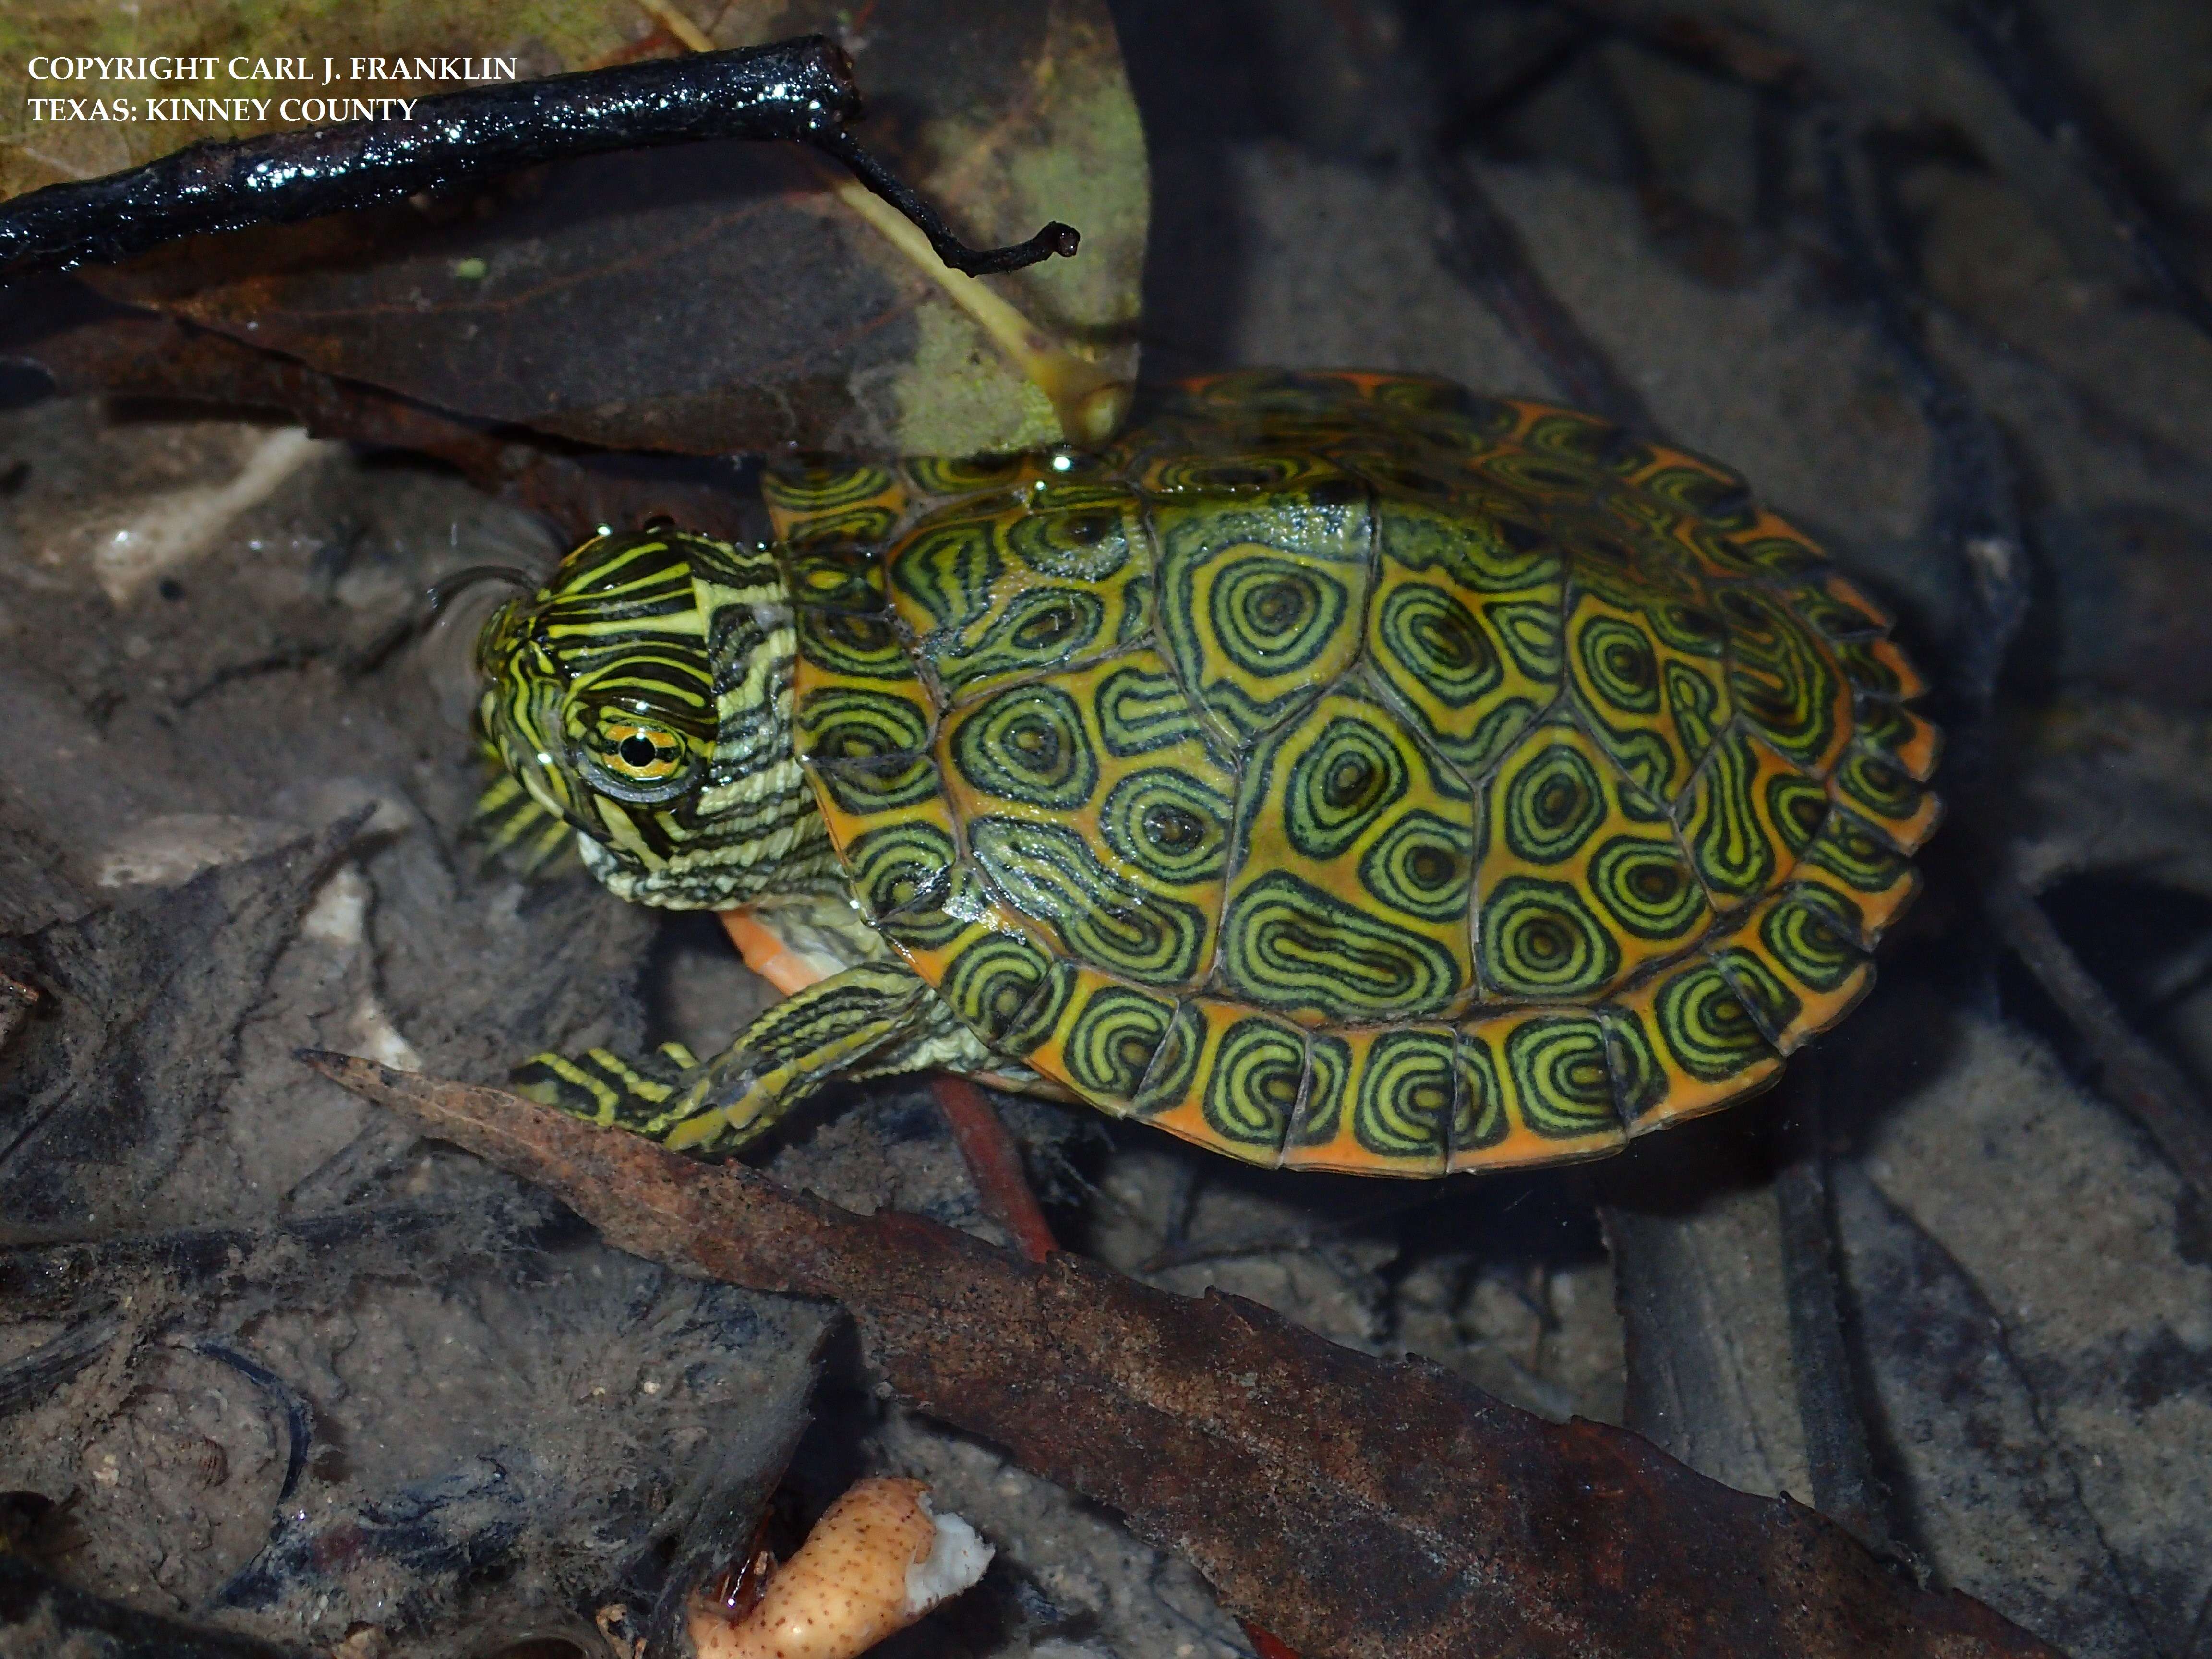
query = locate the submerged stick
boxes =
[1943,0,2212,344]
[1773,1076,1895,1556]
[930,1076,1059,1265]
[1986,879,2212,1203]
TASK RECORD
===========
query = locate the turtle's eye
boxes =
[578,709,699,803]
[609,723,682,777]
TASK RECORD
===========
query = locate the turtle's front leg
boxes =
[513,962,937,1155]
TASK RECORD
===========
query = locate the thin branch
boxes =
[1429,145,1659,431]
[1943,0,2212,345]
[0,39,1076,284]
[1819,116,2028,746]
[1545,0,1814,93]
[931,1076,1059,1264]
[812,128,1079,277]
[1773,1076,1898,1557]
[1987,878,2212,1203]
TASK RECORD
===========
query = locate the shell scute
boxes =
[763,457,906,551]
[1682,726,1815,908]
[1606,957,1783,1134]
[1709,887,1875,1055]
[1793,805,1922,942]
[1128,999,1292,1166]
[1369,499,1561,776]
[784,373,1936,1175]
[1376,495,1562,594]
[939,653,1233,989]
[969,815,1212,988]
[1223,690,1476,1021]
[1438,1009,1627,1171]
[1022,965,1169,1112]
[1151,477,1374,747]
[887,491,1154,704]
[876,864,1053,1046]
[1476,719,1704,1002]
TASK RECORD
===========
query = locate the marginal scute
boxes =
[1444,1009,1626,1171]
[1829,740,1943,851]
[1854,698,1942,782]
[1283,1024,1461,1176]
[784,371,1936,1175]
[1028,968,1173,1111]
[1794,805,1921,941]
[1712,887,1875,1054]
[1605,957,1782,1133]
[1129,998,1300,1168]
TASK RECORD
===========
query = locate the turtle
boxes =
[471,368,1938,1177]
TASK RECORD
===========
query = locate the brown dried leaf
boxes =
[25,0,1145,457]
[306,1053,2073,1659]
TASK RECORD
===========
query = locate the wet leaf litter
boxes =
[303,1051,2067,1659]
[3,1,2212,1657]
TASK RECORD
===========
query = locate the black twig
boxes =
[173,645,325,709]
[189,1340,316,1501]
[0,38,1077,283]
[812,129,1080,276]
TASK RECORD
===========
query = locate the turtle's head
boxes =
[473,527,824,908]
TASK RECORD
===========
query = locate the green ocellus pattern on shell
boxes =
[769,370,1938,1176]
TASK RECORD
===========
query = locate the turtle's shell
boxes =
[769,372,1937,1176]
